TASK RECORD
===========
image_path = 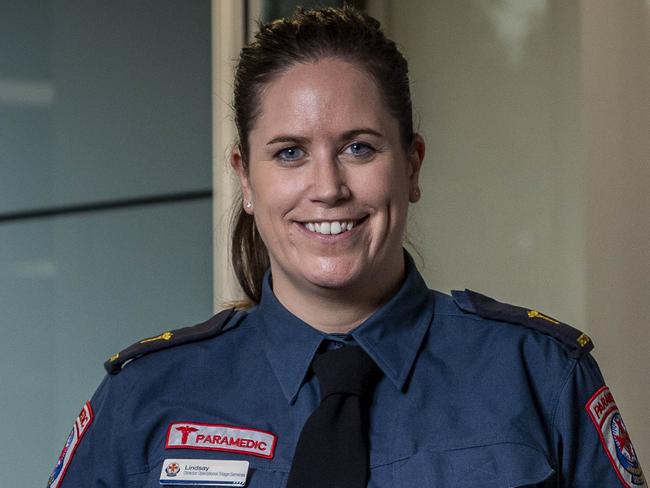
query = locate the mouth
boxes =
[300,217,367,236]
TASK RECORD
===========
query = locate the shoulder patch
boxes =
[48,401,93,488]
[104,308,236,374]
[586,386,647,487]
[451,289,593,358]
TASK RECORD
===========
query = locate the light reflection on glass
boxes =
[0,78,55,107]
[476,0,548,67]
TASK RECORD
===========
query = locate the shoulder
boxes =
[104,308,248,374]
[438,288,593,359]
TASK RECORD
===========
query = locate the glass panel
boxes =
[0,1,214,485]
[0,0,211,214]
[0,200,212,486]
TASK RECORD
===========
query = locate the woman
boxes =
[49,6,645,488]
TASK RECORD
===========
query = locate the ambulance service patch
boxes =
[586,386,646,487]
[47,401,94,488]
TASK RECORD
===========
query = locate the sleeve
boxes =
[47,373,135,488]
[552,354,647,488]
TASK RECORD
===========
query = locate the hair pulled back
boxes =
[231,5,414,304]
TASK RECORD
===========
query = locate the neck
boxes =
[271,264,405,334]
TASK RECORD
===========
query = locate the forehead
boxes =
[250,58,397,141]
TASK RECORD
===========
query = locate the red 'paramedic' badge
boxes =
[166,422,277,459]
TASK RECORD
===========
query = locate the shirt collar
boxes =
[253,251,435,403]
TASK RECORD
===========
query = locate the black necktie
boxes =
[287,345,380,488]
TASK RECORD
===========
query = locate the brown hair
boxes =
[230,5,415,304]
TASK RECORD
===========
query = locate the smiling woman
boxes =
[231,58,424,332]
[48,6,646,488]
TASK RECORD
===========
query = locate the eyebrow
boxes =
[341,128,384,140]
[266,135,310,146]
[266,128,384,146]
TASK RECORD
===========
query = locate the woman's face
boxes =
[233,58,424,301]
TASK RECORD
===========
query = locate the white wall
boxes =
[581,0,650,465]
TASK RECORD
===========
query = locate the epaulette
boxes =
[451,289,593,358]
[104,308,237,374]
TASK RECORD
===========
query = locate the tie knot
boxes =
[312,346,380,399]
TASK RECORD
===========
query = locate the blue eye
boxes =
[276,146,305,161]
[345,142,374,157]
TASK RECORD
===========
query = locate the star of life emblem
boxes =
[165,462,181,477]
[586,386,646,487]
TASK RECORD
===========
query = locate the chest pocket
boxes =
[394,442,555,487]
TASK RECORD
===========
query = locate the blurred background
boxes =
[1,0,648,485]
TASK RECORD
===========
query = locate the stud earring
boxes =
[410,187,421,202]
[245,201,253,209]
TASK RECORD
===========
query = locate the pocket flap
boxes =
[396,441,554,487]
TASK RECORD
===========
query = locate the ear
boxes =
[407,134,425,203]
[230,145,254,214]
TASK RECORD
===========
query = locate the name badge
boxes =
[160,459,249,486]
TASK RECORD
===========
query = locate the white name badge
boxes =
[160,459,249,486]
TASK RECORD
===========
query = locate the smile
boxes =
[302,220,357,235]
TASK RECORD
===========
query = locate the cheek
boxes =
[357,164,410,206]
[249,172,304,249]
[250,169,295,209]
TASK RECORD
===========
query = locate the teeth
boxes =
[303,220,356,235]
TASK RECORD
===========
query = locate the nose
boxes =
[309,155,351,205]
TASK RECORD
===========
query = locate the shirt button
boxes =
[333,342,343,349]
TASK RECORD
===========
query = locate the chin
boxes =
[306,275,357,290]
[301,257,365,290]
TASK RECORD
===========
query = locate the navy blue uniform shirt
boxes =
[49,255,646,487]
